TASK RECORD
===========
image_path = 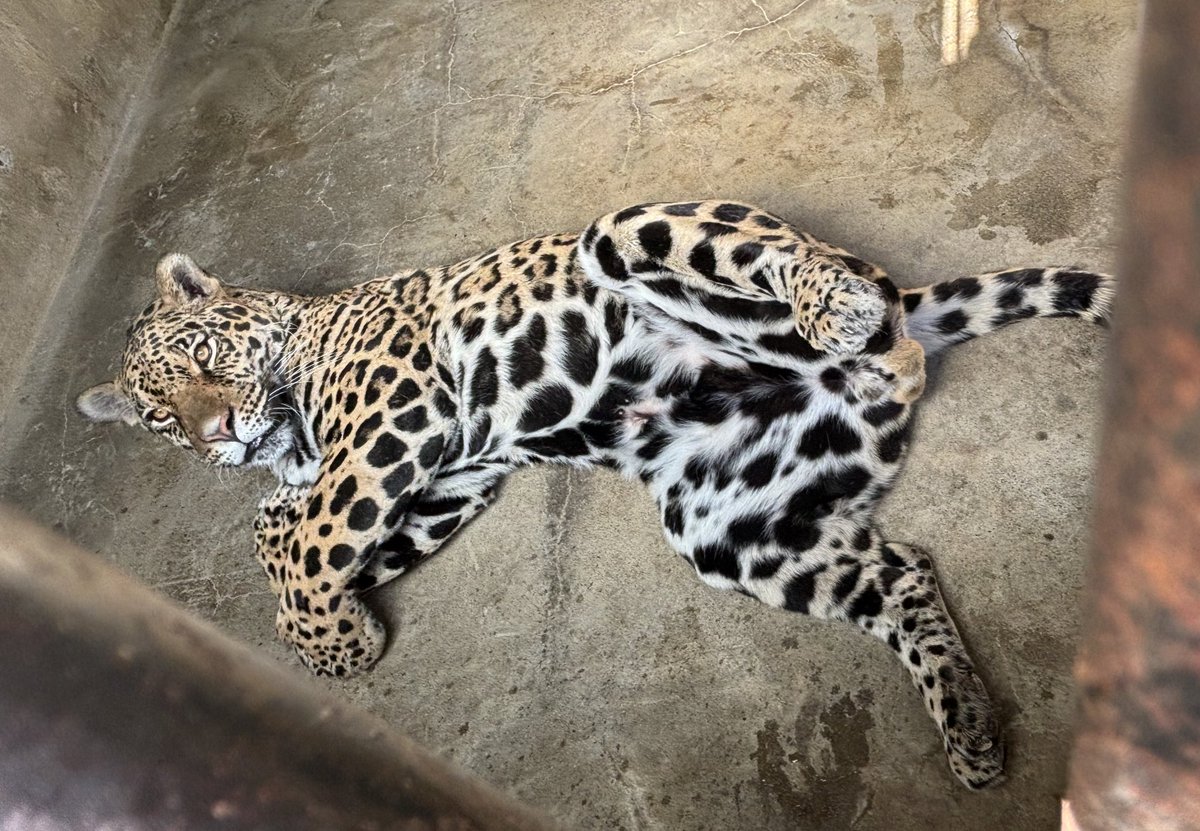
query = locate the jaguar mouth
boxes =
[242,422,279,464]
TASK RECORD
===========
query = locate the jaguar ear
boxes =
[155,253,223,308]
[76,382,138,426]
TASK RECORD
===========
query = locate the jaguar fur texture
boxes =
[78,200,1112,788]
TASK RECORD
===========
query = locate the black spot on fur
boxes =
[1052,271,1101,315]
[852,528,873,552]
[470,348,500,411]
[991,305,1039,326]
[932,277,982,302]
[562,311,600,386]
[689,241,718,279]
[636,427,670,461]
[877,420,910,463]
[328,544,356,570]
[305,493,324,520]
[387,378,421,411]
[638,220,672,260]
[741,452,779,488]
[863,400,904,426]
[432,388,456,418]
[820,367,846,393]
[389,329,413,360]
[757,330,823,361]
[412,343,433,371]
[880,546,906,568]
[367,432,408,468]
[731,241,764,267]
[774,511,821,552]
[418,435,443,467]
[701,292,791,322]
[862,318,895,355]
[850,586,883,618]
[663,202,700,217]
[782,568,824,613]
[784,466,871,526]
[644,277,688,301]
[613,205,647,224]
[837,256,877,279]
[382,462,414,498]
[700,221,738,237]
[462,317,485,344]
[601,301,625,350]
[797,414,863,457]
[662,501,685,536]
[712,203,751,223]
[509,315,547,389]
[751,557,784,580]
[519,428,590,458]
[671,392,730,425]
[423,516,457,540]
[353,411,384,449]
[393,405,428,432]
[304,546,321,578]
[996,268,1044,287]
[693,543,740,581]
[833,565,862,601]
[347,498,379,531]
[936,309,970,334]
[329,476,358,515]
[997,285,1025,309]
[613,354,654,383]
[728,513,772,546]
[519,384,574,432]
[594,235,629,281]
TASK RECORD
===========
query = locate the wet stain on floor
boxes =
[752,691,875,829]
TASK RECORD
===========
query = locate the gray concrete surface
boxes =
[0,0,176,398]
[0,1,1135,828]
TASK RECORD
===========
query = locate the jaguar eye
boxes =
[147,408,174,425]
[193,341,213,366]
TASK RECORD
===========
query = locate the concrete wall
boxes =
[0,0,175,399]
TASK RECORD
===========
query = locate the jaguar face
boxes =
[77,254,296,470]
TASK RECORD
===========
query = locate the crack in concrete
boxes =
[372,212,436,277]
[990,0,1093,129]
[151,567,260,589]
[434,0,814,109]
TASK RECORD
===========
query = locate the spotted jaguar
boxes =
[77,200,1112,788]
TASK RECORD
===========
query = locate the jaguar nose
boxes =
[198,406,237,443]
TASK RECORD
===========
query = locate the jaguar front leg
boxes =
[274,420,448,677]
[351,463,506,591]
[253,482,310,599]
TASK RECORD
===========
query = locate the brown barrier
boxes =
[1067,2,1200,827]
[0,505,556,831]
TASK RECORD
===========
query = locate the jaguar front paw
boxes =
[844,337,926,405]
[797,277,887,354]
[276,592,387,677]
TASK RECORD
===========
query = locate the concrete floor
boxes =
[0,0,1136,828]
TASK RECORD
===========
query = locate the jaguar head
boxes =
[77,254,298,472]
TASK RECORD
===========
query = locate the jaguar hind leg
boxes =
[835,336,926,405]
[746,536,1005,789]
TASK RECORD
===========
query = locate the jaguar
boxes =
[77,200,1112,788]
